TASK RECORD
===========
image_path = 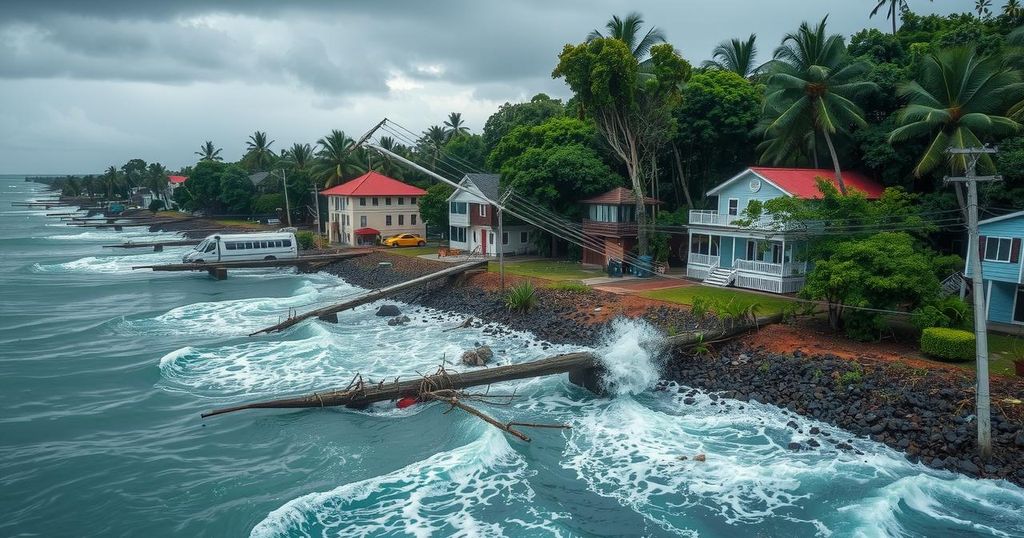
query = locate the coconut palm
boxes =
[244,131,276,171]
[418,125,449,169]
[281,143,315,171]
[1005,0,1023,19]
[587,12,665,63]
[977,0,993,18]
[195,141,223,162]
[702,34,762,78]
[889,47,1020,177]
[758,17,876,194]
[313,130,361,187]
[443,112,470,140]
[146,162,170,205]
[102,166,121,199]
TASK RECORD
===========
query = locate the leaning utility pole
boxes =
[945,146,999,461]
[273,168,292,227]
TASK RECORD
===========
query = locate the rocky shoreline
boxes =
[321,251,1024,487]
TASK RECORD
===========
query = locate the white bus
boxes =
[182,232,298,263]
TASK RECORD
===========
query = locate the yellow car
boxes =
[382,233,427,248]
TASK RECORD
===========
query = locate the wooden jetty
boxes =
[132,251,370,280]
[250,260,488,335]
[104,239,201,252]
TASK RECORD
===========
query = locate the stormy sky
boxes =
[0,0,965,174]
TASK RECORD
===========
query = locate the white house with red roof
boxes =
[687,167,885,294]
[320,171,427,246]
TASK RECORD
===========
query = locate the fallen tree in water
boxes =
[203,313,784,434]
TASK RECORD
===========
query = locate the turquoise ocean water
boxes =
[2,175,1024,537]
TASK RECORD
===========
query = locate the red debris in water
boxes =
[397,396,418,409]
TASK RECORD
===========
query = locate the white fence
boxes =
[688,253,720,266]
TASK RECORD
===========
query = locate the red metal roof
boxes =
[580,187,660,205]
[168,175,188,184]
[749,167,884,199]
[354,227,380,235]
[320,171,426,197]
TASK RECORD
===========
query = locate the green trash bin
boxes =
[607,259,623,277]
[635,255,653,278]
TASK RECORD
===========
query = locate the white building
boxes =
[447,173,535,257]
[321,171,427,246]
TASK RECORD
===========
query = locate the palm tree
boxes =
[281,143,315,171]
[889,47,1020,177]
[102,166,121,199]
[702,34,762,78]
[244,131,276,171]
[418,125,449,169]
[759,17,875,194]
[587,12,665,63]
[443,112,470,140]
[1004,0,1023,19]
[313,130,360,187]
[977,0,993,18]
[195,141,223,162]
[146,162,170,206]
[81,176,97,199]
[870,0,907,34]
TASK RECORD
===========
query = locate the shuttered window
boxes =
[984,236,1017,262]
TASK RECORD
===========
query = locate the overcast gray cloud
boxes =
[0,0,965,174]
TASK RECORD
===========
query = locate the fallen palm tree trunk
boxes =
[250,260,488,335]
[421,389,570,442]
[201,351,598,418]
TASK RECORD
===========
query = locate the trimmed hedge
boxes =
[295,230,316,250]
[920,327,975,362]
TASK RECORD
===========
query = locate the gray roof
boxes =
[248,171,273,186]
[463,173,501,201]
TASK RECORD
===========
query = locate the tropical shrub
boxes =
[505,281,537,313]
[251,193,285,215]
[690,295,712,321]
[295,230,316,250]
[920,327,975,362]
[148,199,165,211]
[911,296,972,331]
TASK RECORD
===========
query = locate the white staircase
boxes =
[703,266,737,287]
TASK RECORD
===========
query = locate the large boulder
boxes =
[387,315,411,326]
[461,345,494,367]
[375,304,402,317]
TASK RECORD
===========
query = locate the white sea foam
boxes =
[30,249,183,273]
[594,318,665,395]
[250,429,565,538]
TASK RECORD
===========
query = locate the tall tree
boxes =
[1005,0,1023,20]
[443,112,470,140]
[244,131,276,171]
[759,17,875,194]
[702,34,762,78]
[976,0,993,19]
[889,46,1020,177]
[870,0,909,34]
[281,143,315,171]
[481,94,565,153]
[313,130,360,187]
[419,125,449,169]
[146,162,170,205]
[102,166,121,199]
[554,37,690,254]
[587,12,666,63]
[195,141,223,162]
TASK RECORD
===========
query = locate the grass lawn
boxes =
[488,259,604,281]
[213,218,268,229]
[978,333,1023,377]
[639,285,797,316]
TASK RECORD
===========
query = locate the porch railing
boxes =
[689,253,720,266]
[688,210,797,230]
[734,259,808,276]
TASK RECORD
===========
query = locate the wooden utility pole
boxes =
[945,146,1000,461]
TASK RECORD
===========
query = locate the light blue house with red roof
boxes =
[686,167,884,294]
[967,211,1024,326]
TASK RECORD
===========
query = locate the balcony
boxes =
[449,212,469,227]
[582,219,638,237]
[734,259,808,276]
[688,210,796,231]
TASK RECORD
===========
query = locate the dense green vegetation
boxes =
[920,327,977,361]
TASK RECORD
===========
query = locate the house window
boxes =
[450,201,467,214]
[449,226,467,243]
[746,240,756,261]
[372,197,379,206]
[690,234,719,256]
[410,197,416,204]
[360,215,367,227]
[728,199,739,216]
[489,232,495,245]
[398,214,404,225]
[520,231,528,243]
[985,237,1013,262]
[502,232,509,245]
[359,197,366,206]
[479,204,487,217]
[398,197,404,205]
[411,214,417,225]
[385,197,392,206]
[772,244,783,264]
[386,215,392,226]
[473,230,477,241]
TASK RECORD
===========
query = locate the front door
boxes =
[481,230,487,255]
